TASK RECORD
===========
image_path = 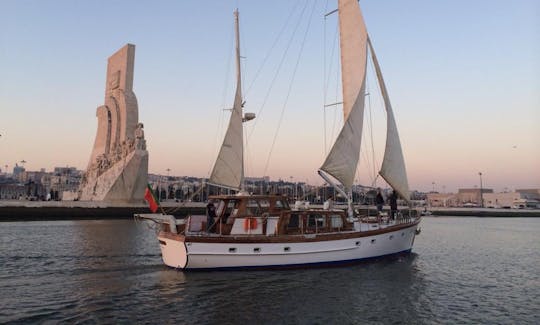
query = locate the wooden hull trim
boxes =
[159,218,421,244]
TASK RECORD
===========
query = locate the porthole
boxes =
[284,247,291,252]
[254,247,261,253]
[229,247,237,253]
[401,232,405,237]
[389,235,394,240]
[371,239,376,244]
[355,241,361,246]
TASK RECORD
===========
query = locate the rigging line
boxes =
[323,1,327,159]
[330,59,341,148]
[263,0,318,176]
[367,45,385,186]
[244,1,301,98]
[323,21,339,102]
[246,0,310,143]
[208,22,234,178]
[366,62,378,182]
[359,68,375,187]
[323,17,340,155]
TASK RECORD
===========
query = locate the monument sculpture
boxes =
[79,44,149,202]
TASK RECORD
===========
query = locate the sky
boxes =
[1,0,539,193]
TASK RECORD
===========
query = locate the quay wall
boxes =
[430,207,540,218]
[0,200,206,221]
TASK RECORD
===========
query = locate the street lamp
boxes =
[478,172,484,208]
[165,168,171,200]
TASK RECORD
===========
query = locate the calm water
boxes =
[1,217,539,324]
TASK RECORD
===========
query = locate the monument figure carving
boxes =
[79,44,149,202]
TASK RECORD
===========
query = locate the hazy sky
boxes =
[1,0,539,192]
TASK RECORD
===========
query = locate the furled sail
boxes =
[319,0,368,190]
[209,10,244,190]
[368,37,410,201]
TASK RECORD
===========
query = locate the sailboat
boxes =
[137,1,421,270]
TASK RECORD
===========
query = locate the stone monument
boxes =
[79,44,149,202]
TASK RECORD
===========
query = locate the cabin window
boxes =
[307,214,325,228]
[253,247,261,253]
[246,199,270,216]
[330,215,343,228]
[371,239,376,244]
[224,200,240,221]
[284,247,291,252]
[246,200,259,215]
[216,200,225,217]
[229,247,237,253]
[275,199,290,210]
[355,241,360,246]
[259,200,270,210]
[288,214,300,228]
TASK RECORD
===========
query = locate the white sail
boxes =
[319,0,368,191]
[338,0,368,121]
[209,10,244,190]
[368,38,410,201]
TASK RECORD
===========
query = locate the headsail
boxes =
[319,0,368,191]
[368,37,410,201]
[209,10,244,190]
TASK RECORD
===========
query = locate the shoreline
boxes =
[1,200,539,221]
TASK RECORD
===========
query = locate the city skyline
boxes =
[1,0,539,193]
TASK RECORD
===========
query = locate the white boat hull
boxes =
[157,222,420,270]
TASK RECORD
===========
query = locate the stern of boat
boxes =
[158,233,188,269]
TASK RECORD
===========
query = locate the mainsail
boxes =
[320,0,409,202]
[209,10,244,190]
[319,0,368,191]
[368,38,410,201]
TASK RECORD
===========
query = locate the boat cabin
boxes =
[178,194,352,237]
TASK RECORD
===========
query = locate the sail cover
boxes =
[368,37,410,201]
[209,10,244,190]
[319,0,368,190]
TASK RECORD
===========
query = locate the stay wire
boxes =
[263,0,318,176]
[247,1,309,143]
[207,22,234,178]
[244,1,301,98]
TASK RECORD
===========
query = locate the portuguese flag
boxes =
[144,184,159,213]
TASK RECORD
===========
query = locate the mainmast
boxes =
[234,9,245,193]
[209,9,254,192]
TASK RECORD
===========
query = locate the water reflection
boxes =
[158,253,429,324]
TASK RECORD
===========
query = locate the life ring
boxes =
[243,217,258,231]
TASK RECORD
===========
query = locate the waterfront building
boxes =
[483,189,540,209]
[426,192,459,207]
[457,188,494,207]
